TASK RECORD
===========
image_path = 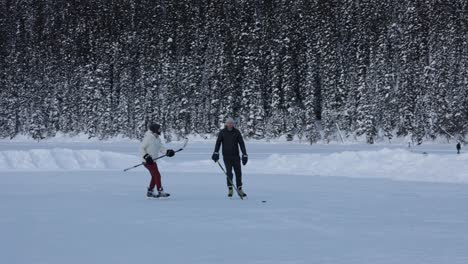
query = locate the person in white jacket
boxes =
[140,123,175,198]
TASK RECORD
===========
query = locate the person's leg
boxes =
[144,163,162,191]
[233,157,242,187]
[224,158,234,188]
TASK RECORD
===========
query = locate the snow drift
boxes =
[247,149,468,184]
[1,148,467,184]
[0,148,140,171]
[163,149,468,184]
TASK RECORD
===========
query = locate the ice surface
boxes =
[0,141,467,264]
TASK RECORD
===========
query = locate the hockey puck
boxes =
[262,200,267,203]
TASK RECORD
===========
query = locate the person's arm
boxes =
[158,138,177,157]
[238,131,248,165]
[160,146,167,155]
[140,135,149,157]
[212,131,223,162]
[158,138,167,154]
[140,134,154,164]
[238,131,247,155]
[214,130,223,153]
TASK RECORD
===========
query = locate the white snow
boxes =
[0,148,139,171]
[248,149,468,183]
[1,147,467,184]
[0,140,467,264]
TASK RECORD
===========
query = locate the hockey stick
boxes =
[123,138,189,172]
[216,161,244,200]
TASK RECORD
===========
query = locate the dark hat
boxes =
[149,123,161,133]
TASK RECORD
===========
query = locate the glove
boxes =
[212,152,219,162]
[166,149,175,157]
[143,154,154,165]
[242,154,248,165]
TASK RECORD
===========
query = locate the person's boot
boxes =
[147,188,158,198]
[156,188,170,198]
[237,186,247,198]
[228,186,234,197]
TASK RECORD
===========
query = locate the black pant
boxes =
[224,157,242,188]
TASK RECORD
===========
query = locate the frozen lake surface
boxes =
[0,140,467,264]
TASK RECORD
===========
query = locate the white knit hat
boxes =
[225,117,235,125]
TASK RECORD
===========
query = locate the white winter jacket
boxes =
[140,130,167,162]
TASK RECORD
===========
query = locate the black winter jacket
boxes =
[214,128,247,159]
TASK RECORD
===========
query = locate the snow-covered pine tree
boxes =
[317,0,342,142]
[0,0,466,143]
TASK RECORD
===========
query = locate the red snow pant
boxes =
[144,163,162,191]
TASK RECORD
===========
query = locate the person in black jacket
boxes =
[212,117,248,197]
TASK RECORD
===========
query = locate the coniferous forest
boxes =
[0,0,467,143]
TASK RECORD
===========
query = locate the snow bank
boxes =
[1,148,467,184]
[246,149,468,184]
[166,148,468,184]
[0,148,140,171]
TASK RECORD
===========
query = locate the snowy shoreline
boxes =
[1,132,466,146]
[1,146,467,185]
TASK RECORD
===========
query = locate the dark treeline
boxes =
[0,0,467,143]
